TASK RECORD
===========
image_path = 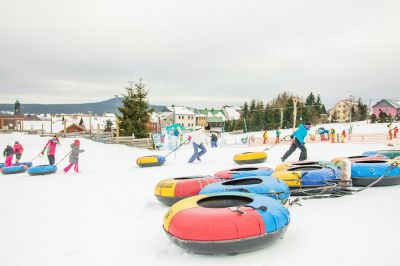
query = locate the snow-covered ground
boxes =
[1,122,399,266]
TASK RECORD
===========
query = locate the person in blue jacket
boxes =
[281,121,312,162]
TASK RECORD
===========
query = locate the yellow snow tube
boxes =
[272,170,302,187]
[233,152,267,165]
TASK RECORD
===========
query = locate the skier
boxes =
[188,124,210,163]
[281,121,312,162]
[13,141,24,163]
[3,145,14,167]
[64,139,85,173]
[394,126,399,138]
[41,135,60,165]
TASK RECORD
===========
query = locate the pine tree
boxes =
[79,117,85,128]
[242,102,249,119]
[117,79,152,138]
[305,92,315,106]
[104,120,113,132]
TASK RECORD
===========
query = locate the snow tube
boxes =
[275,161,333,172]
[136,155,166,167]
[27,165,58,176]
[233,152,267,165]
[214,166,274,179]
[0,164,28,175]
[272,165,341,196]
[163,192,290,254]
[154,175,220,205]
[200,176,290,204]
[351,161,400,187]
[331,155,388,165]
[0,161,32,168]
[362,150,400,159]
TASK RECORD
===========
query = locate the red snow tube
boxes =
[154,175,221,206]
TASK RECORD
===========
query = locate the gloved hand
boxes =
[40,152,44,155]
[187,136,192,142]
[290,135,294,140]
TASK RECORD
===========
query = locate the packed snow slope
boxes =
[1,122,399,266]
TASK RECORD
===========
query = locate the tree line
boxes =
[115,79,371,137]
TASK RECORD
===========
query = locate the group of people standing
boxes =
[388,124,399,140]
[2,141,24,167]
[262,128,281,144]
[328,128,347,143]
[2,135,84,173]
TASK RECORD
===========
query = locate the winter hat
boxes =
[15,141,19,144]
[73,139,80,147]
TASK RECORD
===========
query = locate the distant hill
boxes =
[0,98,168,115]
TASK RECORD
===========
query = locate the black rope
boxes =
[289,161,399,206]
[55,151,72,166]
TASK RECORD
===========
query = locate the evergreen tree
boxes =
[316,94,323,114]
[378,110,388,123]
[242,102,249,119]
[254,101,264,131]
[117,79,152,138]
[357,98,368,120]
[370,113,378,123]
[104,120,113,132]
[305,92,316,106]
[79,117,85,128]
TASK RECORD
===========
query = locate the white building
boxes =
[166,106,196,128]
[222,106,241,120]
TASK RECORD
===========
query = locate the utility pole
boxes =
[292,97,301,132]
[116,116,119,138]
[172,104,176,125]
[89,111,92,139]
[349,95,354,140]
[367,98,372,124]
[50,114,53,135]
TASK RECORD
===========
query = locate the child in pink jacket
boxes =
[41,135,60,165]
[13,141,24,163]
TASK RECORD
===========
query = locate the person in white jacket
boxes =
[188,125,210,163]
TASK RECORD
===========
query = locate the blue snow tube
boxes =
[0,161,32,168]
[351,161,400,186]
[272,165,342,196]
[300,167,342,186]
[200,176,290,204]
[362,150,400,159]
[213,167,274,179]
[27,165,58,176]
[1,164,28,175]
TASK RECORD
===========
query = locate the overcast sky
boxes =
[0,0,399,108]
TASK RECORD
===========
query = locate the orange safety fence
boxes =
[248,133,400,147]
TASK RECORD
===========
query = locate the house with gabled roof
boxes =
[198,108,227,128]
[328,99,360,122]
[372,99,400,117]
